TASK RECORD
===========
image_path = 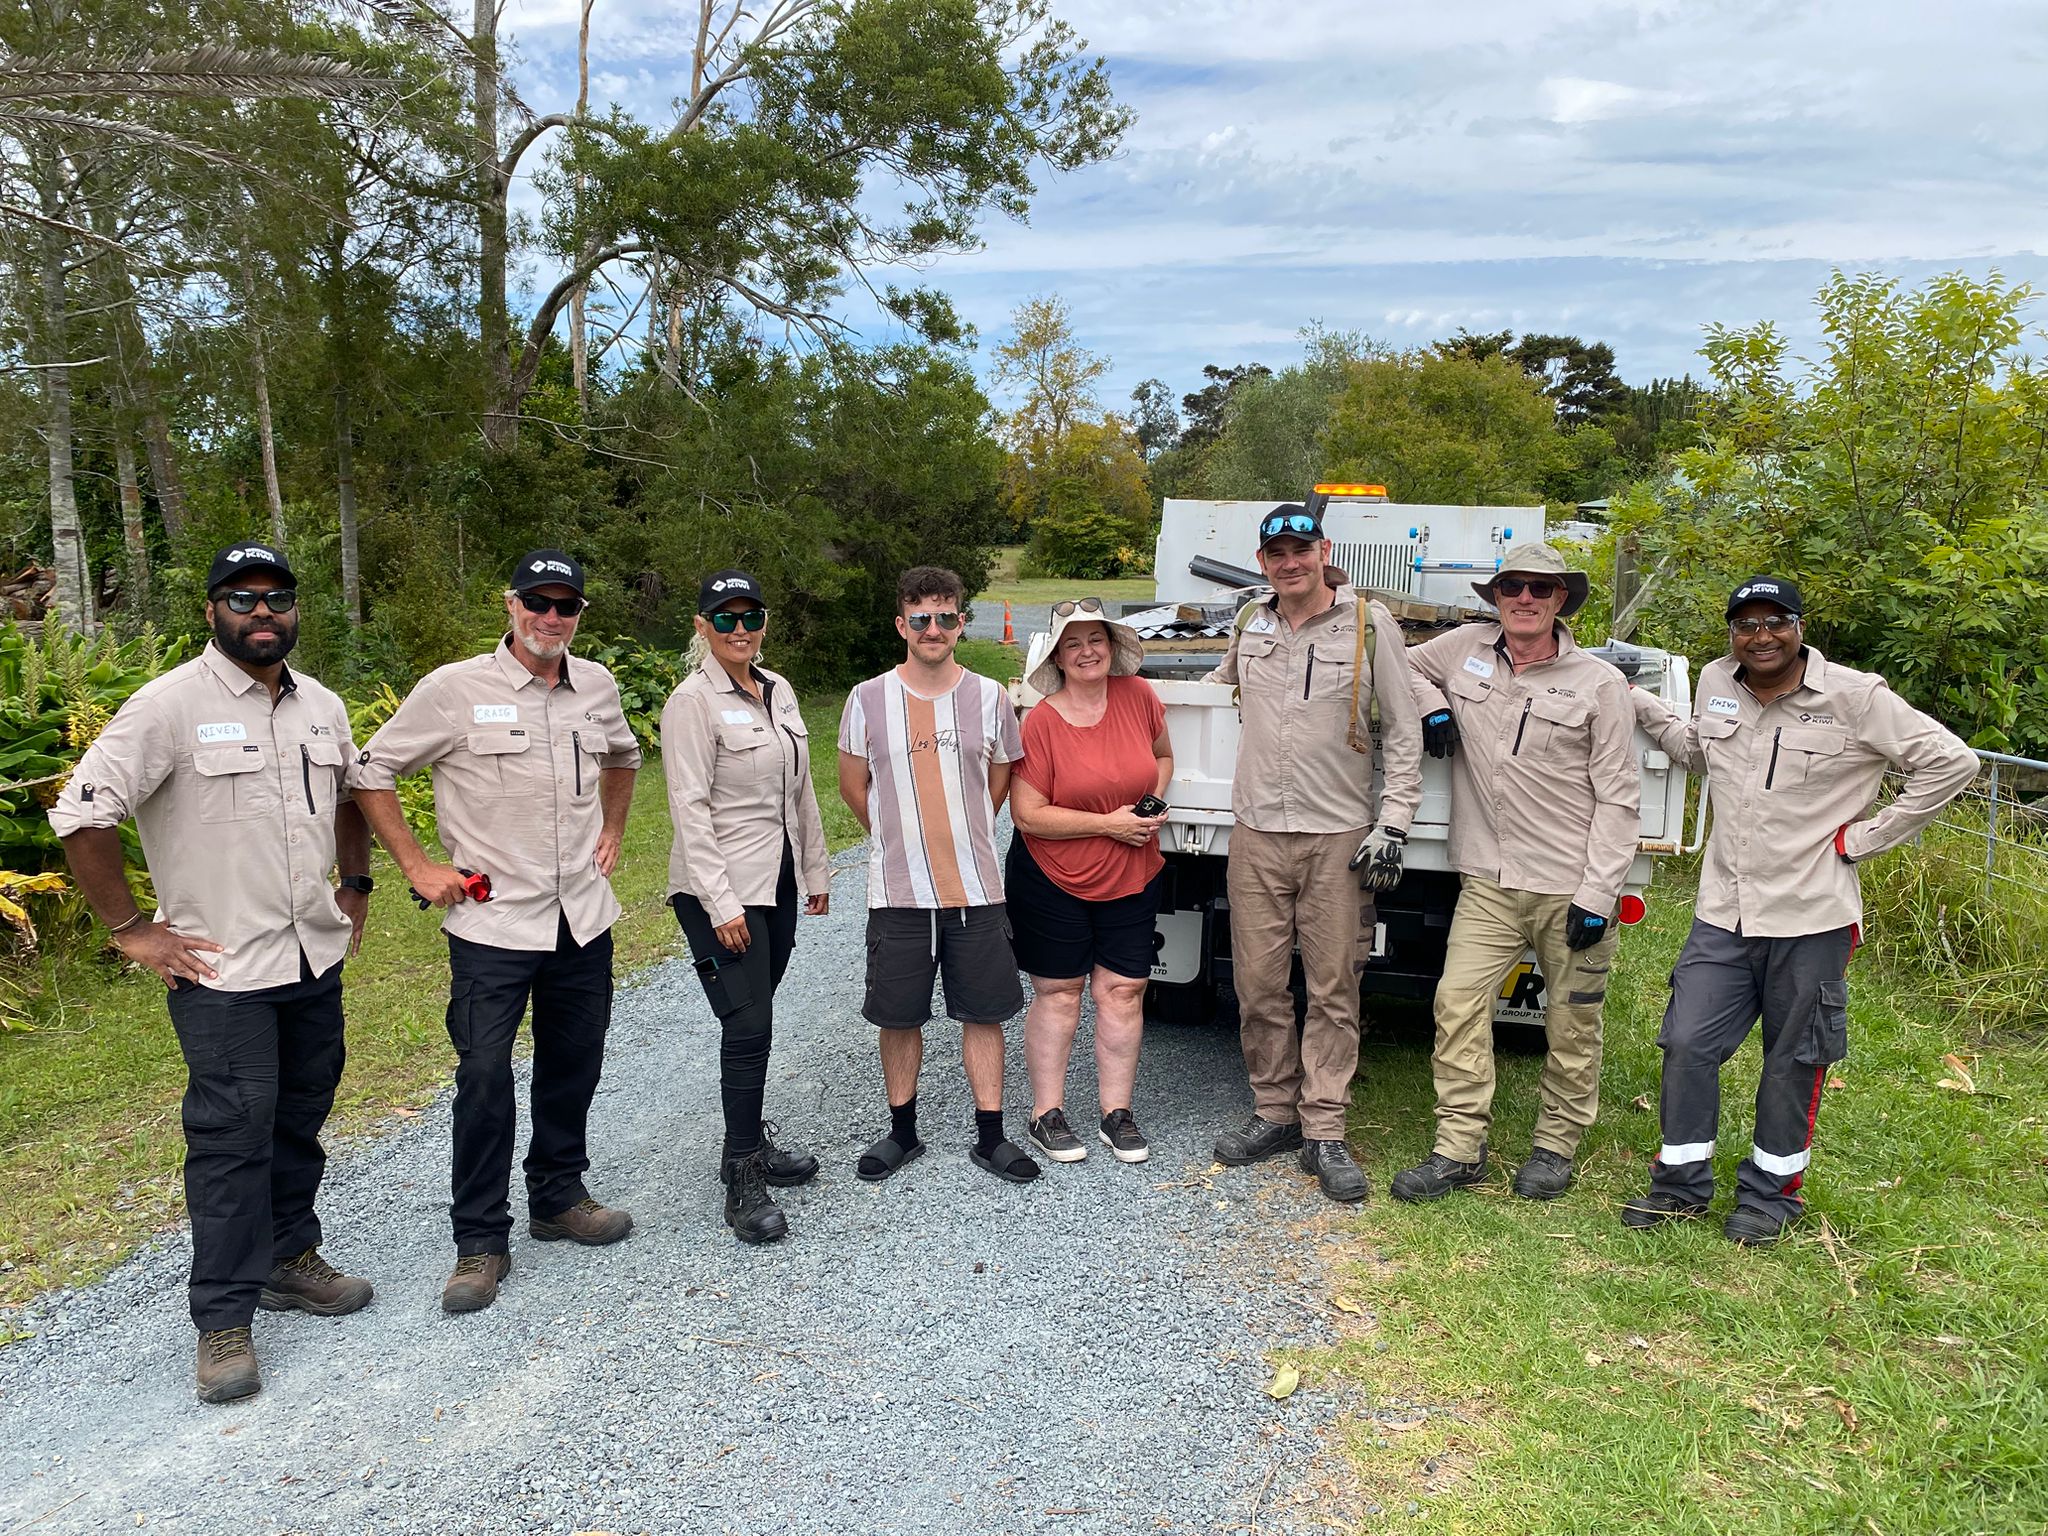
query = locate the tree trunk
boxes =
[36,189,93,636]
[334,383,362,625]
[141,397,189,540]
[112,425,148,617]
[474,0,515,449]
[568,0,594,412]
[250,334,288,550]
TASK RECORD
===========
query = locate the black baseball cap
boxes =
[1256,503,1325,550]
[511,549,585,595]
[206,541,294,594]
[1726,576,1803,620]
[698,569,765,613]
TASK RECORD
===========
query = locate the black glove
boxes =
[1422,708,1460,759]
[1564,903,1611,951]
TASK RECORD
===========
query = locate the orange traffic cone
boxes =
[1001,601,1015,645]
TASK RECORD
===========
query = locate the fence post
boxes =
[1985,760,2000,900]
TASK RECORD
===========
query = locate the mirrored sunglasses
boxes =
[218,589,297,614]
[905,611,963,632]
[1258,512,1320,541]
[709,607,767,633]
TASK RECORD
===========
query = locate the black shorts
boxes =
[1004,834,1164,982]
[863,905,1026,1029]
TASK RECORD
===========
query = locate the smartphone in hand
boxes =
[1133,794,1168,818]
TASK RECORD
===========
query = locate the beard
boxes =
[518,630,569,660]
[212,610,297,665]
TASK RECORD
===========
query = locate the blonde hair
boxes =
[686,616,767,674]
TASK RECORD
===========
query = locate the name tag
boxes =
[1245,616,1276,635]
[1705,695,1741,716]
[473,704,518,724]
[1462,656,1495,679]
[196,721,247,744]
[720,708,756,725]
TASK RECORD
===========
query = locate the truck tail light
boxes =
[1619,894,1647,925]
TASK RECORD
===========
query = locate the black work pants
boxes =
[1649,918,1854,1220]
[166,955,346,1331]
[670,843,799,1160]
[446,915,614,1255]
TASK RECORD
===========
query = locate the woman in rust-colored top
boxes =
[1008,599,1172,1167]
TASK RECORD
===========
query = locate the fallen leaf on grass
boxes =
[1584,1350,1607,1367]
[1331,1296,1363,1315]
[1827,1075,1846,1091]
[1630,1093,1653,1112]
[1264,1364,1300,1399]
[393,1107,422,1118]
[1938,1054,1976,1094]
[1831,1399,1860,1432]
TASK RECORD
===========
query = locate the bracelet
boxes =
[107,911,146,937]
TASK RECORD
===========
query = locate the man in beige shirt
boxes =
[1393,542,1639,1206]
[51,542,374,1405]
[1625,576,1977,1245]
[350,550,640,1311]
[1210,503,1423,1203]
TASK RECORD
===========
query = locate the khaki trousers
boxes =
[1226,826,1375,1141]
[1431,876,1616,1162]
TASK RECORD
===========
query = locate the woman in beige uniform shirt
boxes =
[662,570,831,1245]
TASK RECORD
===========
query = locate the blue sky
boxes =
[499,0,2048,417]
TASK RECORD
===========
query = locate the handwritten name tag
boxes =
[720,708,756,726]
[473,704,518,724]
[195,721,248,744]
[1705,696,1741,716]
[1462,656,1495,679]
[1246,616,1277,635]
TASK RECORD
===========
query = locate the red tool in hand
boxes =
[410,868,494,909]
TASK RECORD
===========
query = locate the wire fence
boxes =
[1925,751,2048,900]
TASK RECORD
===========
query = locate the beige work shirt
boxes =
[1633,647,1977,938]
[1407,622,1640,914]
[348,636,642,951]
[48,644,356,991]
[1213,587,1423,835]
[661,656,830,926]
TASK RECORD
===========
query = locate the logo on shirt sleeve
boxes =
[196,721,249,743]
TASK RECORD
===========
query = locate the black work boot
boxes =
[759,1120,820,1187]
[722,1151,789,1245]
[259,1247,375,1316]
[1619,1191,1710,1229]
[1511,1148,1576,1201]
[195,1325,261,1404]
[1213,1114,1304,1166]
[1300,1139,1369,1204]
[1723,1205,1794,1247]
[1390,1149,1490,1204]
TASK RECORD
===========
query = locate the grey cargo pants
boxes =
[1649,918,1854,1221]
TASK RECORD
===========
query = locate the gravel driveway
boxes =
[0,844,1354,1536]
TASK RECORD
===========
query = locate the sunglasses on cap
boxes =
[1258,512,1320,541]
[1493,577,1560,600]
[1730,613,1799,636]
[905,611,963,633]
[1052,597,1104,618]
[516,591,587,618]
[709,607,767,633]
[217,589,298,614]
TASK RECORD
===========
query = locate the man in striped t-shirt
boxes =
[837,566,1038,1185]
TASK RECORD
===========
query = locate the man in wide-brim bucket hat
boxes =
[1026,596,1147,696]
[1472,540,1590,617]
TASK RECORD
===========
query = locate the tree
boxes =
[1019,419,1152,579]
[991,292,1107,450]
[1615,270,2048,754]
[1178,362,1270,448]
[1321,350,1555,505]
[1128,377,1176,460]
[1437,328,1627,426]
[1195,326,1378,499]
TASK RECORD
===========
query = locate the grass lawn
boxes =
[1305,877,2048,1534]
[981,545,1158,608]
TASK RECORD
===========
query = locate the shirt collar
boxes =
[695,651,770,698]
[199,641,296,698]
[1489,621,1575,662]
[494,633,573,691]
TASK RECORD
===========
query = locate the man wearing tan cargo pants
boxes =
[1210,503,1423,1203]
[1391,542,1639,1205]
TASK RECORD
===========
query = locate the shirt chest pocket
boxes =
[465,729,536,796]
[1774,725,1848,787]
[1444,670,1493,716]
[1522,692,1590,754]
[717,721,775,779]
[1693,712,1744,777]
[193,744,277,824]
[294,739,347,815]
[1303,637,1356,703]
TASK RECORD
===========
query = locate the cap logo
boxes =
[711,577,749,593]
[529,559,574,576]
[1743,582,1779,596]
[225,546,275,564]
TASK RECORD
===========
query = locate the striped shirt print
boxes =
[839,669,1022,909]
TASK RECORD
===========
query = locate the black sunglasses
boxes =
[709,607,767,633]
[1052,597,1104,618]
[1259,512,1320,541]
[516,591,587,618]
[1493,577,1560,600]
[905,611,963,632]
[217,589,297,614]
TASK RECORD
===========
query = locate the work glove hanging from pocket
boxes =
[1564,903,1611,952]
[1351,825,1407,892]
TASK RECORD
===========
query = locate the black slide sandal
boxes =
[970,1139,1041,1184]
[857,1134,925,1183]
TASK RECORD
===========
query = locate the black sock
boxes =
[975,1108,1005,1156]
[890,1097,919,1149]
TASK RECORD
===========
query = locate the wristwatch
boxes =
[338,874,375,893]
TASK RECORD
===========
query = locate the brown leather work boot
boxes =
[440,1251,512,1314]
[195,1325,261,1404]
[529,1197,633,1246]
[260,1248,375,1317]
